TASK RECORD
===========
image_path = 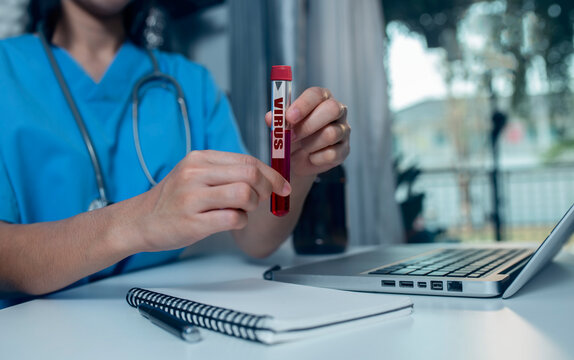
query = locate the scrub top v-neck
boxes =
[0,34,247,279]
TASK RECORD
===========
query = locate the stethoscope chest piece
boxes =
[88,198,111,212]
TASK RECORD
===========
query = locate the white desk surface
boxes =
[1,243,574,360]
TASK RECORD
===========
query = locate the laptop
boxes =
[267,204,574,298]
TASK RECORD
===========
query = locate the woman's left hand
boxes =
[265,87,350,178]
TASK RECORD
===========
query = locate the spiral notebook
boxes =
[126,278,413,344]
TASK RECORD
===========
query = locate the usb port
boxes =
[431,281,443,290]
[417,282,427,288]
[381,280,396,287]
[399,281,414,288]
[447,281,463,292]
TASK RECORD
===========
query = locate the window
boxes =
[385,0,574,243]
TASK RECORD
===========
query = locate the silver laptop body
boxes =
[269,204,574,298]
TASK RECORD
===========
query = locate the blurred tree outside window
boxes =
[384,0,574,243]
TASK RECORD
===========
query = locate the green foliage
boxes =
[543,139,574,162]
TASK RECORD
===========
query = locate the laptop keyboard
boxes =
[368,248,527,278]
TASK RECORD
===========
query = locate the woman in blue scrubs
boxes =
[0,0,350,300]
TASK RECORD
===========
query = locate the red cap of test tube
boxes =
[271,65,292,81]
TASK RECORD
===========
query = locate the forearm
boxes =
[232,173,315,258]
[0,150,291,295]
[0,201,141,295]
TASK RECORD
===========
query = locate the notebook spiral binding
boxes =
[126,287,270,342]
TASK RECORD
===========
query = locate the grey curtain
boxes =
[229,0,404,245]
[229,0,308,160]
[229,0,271,160]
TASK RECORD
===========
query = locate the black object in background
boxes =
[293,165,348,254]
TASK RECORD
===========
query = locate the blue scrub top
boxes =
[0,35,247,301]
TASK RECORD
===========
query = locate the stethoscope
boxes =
[38,29,192,211]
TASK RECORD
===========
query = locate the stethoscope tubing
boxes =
[131,68,191,187]
[39,29,111,207]
[38,28,192,210]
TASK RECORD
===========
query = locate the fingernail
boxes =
[282,182,292,196]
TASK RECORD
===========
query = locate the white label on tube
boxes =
[272,80,287,159]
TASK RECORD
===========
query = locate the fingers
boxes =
[196,209,249,232]
[193,164,273,200]
[291,98,347,143]
[308,141,350,168]
[183,150,291,196]
[297,120,351,154]
[141,149,294,252]
[197,183,260,213]
[265,86,350,178]
[287,87,332,125]
[265,111,272,127]
[266,89,349,148]
[292,136,350,177]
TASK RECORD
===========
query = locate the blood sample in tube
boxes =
[270,65,292,217]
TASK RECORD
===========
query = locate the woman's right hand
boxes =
[128,150,291,253]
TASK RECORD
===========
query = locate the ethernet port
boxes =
[447,281,463,292]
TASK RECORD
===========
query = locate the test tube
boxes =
[270,65,292,217]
